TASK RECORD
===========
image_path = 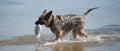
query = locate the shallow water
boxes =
[0,28,120,51]
[0,0,120,51]
[0,0,120,40]
[0,32,120,51]
[1,42,120,51]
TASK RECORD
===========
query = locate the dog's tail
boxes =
[82,7,99,17]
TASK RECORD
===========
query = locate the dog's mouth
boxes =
[35,20,45,25]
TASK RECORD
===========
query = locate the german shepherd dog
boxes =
[35,7,98,41]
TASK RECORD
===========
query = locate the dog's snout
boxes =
[35,20,39,25]
[35,20,45,25]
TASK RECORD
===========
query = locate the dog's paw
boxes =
[54,39,62,43]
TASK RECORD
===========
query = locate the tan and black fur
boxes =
[35,7,98,41]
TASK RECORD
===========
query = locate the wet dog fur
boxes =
[35,7,98,41]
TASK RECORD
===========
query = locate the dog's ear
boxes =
[45,11,52,20]
[42,9,47,15]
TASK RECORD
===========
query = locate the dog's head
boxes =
[35,9,53,27]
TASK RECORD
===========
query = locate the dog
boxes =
[35,7,98,41]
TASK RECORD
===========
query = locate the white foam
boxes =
[43,41,58,45]
[35,34,120,46]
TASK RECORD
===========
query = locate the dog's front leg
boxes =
[55,30,63,42]
[72,29,77,39]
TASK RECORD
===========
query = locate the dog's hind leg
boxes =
[78,30,88,38]
[79,16,88,38]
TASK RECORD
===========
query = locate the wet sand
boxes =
[0,35,36,46]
